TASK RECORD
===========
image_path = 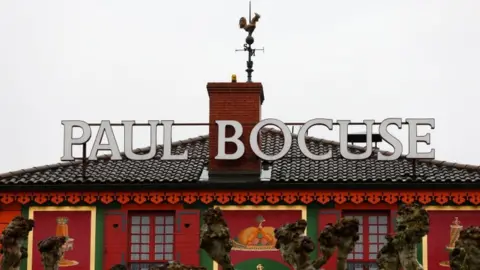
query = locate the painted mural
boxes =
[27,206,96,270]
[423,206,480,270]
[213,206,306,270]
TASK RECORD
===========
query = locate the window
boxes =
[129,212,175,270]
[343,212,390,270]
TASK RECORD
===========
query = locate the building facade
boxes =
[0,81,479,270]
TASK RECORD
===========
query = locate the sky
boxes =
[1,0,479,172]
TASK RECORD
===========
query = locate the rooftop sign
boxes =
[60,118,435,162]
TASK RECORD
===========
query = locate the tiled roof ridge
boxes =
[1,128,479,179]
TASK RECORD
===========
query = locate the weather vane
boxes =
[236,1,264,82]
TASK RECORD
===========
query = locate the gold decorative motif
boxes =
[447,217,462,250]
[439,217,463,267]
[231,215,276,251]
[56,217,79,267]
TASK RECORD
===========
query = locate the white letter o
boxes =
[250,119,292,161]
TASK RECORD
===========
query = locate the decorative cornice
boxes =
[0,190,478,205]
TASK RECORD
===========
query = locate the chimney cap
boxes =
[231,74,237,83]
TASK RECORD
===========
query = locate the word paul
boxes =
[61,118,435,162]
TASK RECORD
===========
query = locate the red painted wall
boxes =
[32,211,92,270]
[222,209,302,268]
[427,210,480,270]
[0,204,21,238]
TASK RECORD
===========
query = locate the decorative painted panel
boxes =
[27,206,96,270]
[213,205,306,270]
[423,206,480,270]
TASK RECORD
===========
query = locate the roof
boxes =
[1,128,480,187]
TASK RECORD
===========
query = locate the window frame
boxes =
[127,211,176,266]
[342,211,390,269]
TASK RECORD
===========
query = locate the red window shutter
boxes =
[174,210,201,265]
[318,209,341,270]
[104,210,128,269]
[390,210,398,233]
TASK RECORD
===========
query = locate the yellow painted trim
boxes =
[212,205,307,270]
[422,206,479,270]
[27,206,97,270]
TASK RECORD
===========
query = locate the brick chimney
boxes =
[207,75,265,181]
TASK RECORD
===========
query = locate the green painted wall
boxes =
[418,243,423,265]
[306,204,319,261]
[20,205,29,270]
[95,205,104,270]
[235,258,289,270]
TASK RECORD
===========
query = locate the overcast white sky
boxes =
[1,0,479,172]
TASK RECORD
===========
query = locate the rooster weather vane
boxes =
[236,1,264,82]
